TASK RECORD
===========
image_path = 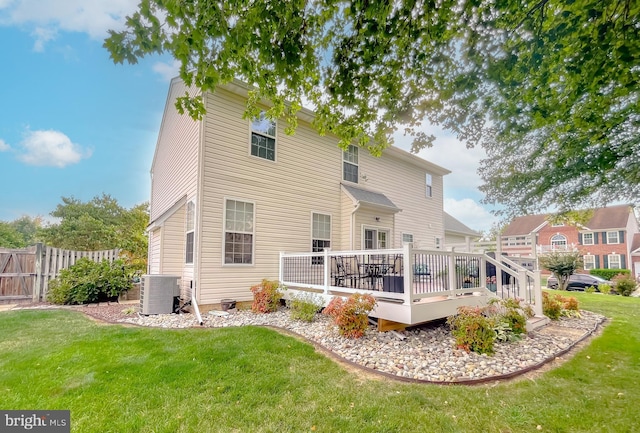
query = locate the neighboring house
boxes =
[147,78,450,310]
[631,234,640,279]
[443,212,481,248]
[501,205,640,274]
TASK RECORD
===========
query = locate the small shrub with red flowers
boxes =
[250,279,283,313]
[323,293,377,338]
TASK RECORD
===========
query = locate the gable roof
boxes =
[502,204,636,236]
[584,205,632,230]
[341,184,401,212]
[502,214,548,236]
[444,212,481,237]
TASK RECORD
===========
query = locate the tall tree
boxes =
[104,0,639,215]
[41,195,149,271]
[0,216,43,248]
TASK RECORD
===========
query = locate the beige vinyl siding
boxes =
[149,78,200,222]
[354,207,395,249]
[148,228,161,274]
[356,149,445,249]
[445,233,468,246]
[160,205,194,299]
[197,88,343,304]
[160,206,185,275]
[340,192,354,249]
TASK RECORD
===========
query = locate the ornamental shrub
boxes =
[287,292,323,322]
[447,306,496,355]
[590,268,630,280]
[323,293,376,338]
[250,279,283,313]
[543,291,580,320]
[598,284,612,295]
[612,274,637,297]
[47,258,133,305]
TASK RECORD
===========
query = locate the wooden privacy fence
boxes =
[0,243,120,303]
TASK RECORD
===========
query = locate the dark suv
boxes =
[547,274,613,291]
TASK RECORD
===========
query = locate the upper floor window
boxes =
[582,232,594,245]
[608,254,621,269]
[224,199,254,264]
[343,145,358,183]
[607,231,620,244]
[185,200,195,264]
[425,173,433,198]
[312,213,331,265]
[251,112,276,161]
[583,254,595,270]
[402,233,414,244]
[551,234,567,249]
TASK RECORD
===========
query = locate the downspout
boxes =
[350,202,361,250]
[191,280,204,326]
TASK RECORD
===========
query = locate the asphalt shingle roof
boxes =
[341,184,400,211]
[444,212,481,237]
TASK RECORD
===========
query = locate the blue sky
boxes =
[0,0,497,232]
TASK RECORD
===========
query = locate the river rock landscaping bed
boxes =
[12,302,606,383]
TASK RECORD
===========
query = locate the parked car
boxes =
[547,274,613,291]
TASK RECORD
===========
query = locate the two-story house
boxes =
[501,205,640,276]
[146,78,451,311]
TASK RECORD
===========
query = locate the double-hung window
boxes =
[312,213,331,265]
[224,199,254,264]
[185,201,195,264]
[583,255,595,270]
[343,145,358,183]
[426,173,433,198]
[582,232,594,245]
[251,112,276,161]
[607,231,620,244]
[608,254,621,269]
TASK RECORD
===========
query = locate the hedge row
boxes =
[589,268,631,280]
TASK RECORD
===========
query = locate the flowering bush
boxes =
[250,279,283,313]
[323,293,376,338]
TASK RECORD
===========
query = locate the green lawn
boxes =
[1,292,638,433]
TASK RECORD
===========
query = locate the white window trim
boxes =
[249,112,277,162]
[402,233,414,244]
[425,173,433,198]
[185,200,195,265]
[608,253,621,269]
[311,212,332,264]
[550,234,567,248]
[342,145,359,183]
[583,254,595,270]
[222,197,256,266]
[582,232,594,245]
[606,231,620,244]
[361,225,390,250]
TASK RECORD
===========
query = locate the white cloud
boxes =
[31,26,57,52]
[17,129,91,167]
[152,59,180,81]
[0,138,10,151]
[0,0,139,49]
[444,198,497,234]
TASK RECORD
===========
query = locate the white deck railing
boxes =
[280,244,543,321]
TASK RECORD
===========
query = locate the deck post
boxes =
[323,248,330,293]
[532,269,543,316]
[448,249,456,298]
[32,242,43,302]
[403,243,413,305]
[518,269,528,301]
[479,253,487,293]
